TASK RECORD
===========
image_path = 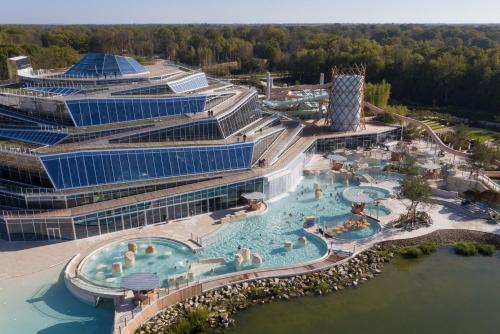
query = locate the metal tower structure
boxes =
[326,64,366,131]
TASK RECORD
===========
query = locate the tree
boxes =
[398,176,432,225]
[470,142,498,169]
[365,80,391,109]
[399,153,419,175]
[449,123,469,150]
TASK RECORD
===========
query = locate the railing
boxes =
[477,174,500,193]
[0,145,37,156]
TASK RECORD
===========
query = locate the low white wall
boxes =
[432,188,458,199]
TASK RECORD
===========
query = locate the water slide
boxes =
[263,91,329,108]
[364,102,469,158]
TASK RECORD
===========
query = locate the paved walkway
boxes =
[0,206,248,280]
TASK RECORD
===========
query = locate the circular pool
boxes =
[321,214,382,240]
[81,238,197,288]
[342,186,390,203]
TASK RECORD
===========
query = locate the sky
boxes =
[0,0,498,24]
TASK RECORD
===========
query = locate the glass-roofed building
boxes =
[0,53,400,242]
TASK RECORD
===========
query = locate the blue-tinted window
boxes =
[0,129,68,146]
[65,95,207,127]
[40,143,254,189]
[168,73,208,93]
[65,53,147,77]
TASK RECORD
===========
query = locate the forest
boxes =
[0,24,498,116]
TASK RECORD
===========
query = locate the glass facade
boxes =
[0,129,68,146]
[65,95,207,127]
[40,143,254,189]
[24,87,83,96]
[111,84,172,96]
[111,119,223,143]
[218,93,260,137]
[65,53,147,77]
[0,177,264,241]
[0,177,214,210]
[71,178,263,240]
[60,124,152,144]
[315,128,401,152]
[168,73,209,93]
[0,216,75,242]
[0,112,39,128]
[251,130,283,163]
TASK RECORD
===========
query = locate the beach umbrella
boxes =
[326,154,347,162]
[241,192,266,200]
[120,272,160,291]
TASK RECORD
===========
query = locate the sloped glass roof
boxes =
[65,53,148,77]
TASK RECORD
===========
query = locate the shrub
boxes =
[454,242,478,256]
[418,242,438,255]
[476,243,496,256]
[166,307,211,334]
[400,246,423,258]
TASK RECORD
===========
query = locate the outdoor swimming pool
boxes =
[320,213,382,240]
[81,174,393,288]
[342,185,390,203]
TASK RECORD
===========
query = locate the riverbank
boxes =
[227,247,500,334]
[135,229,499,334]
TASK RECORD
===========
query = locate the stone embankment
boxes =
[135,230,500,334]
[136,248,392,333]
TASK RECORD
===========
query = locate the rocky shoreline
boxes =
[136,247,392,333]
[135,229,500,334]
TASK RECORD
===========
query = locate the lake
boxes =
[226,248,500,334]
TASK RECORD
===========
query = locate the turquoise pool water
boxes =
[359,167,404,183]
[0,265,114,334]
[342,186,390,203]
[320,213,382,240]
[81,175,392,288]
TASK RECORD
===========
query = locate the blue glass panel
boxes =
[59,158,72,188]
[0,129,68,146]
[127,153,140,179]
[66,96,207,126]
[169,151,180,176]
[40,143,254,189]
[119,155,131,181]
[67,157,81,187]
[179,149,189,175]
[42,158,63,189]
[198,149,210,172]
[111,154,123,182]
[84,156,97,185]
[65,53,146,77]
[93,155,106,185]
[182,149,193,174]
[136,152,149,178]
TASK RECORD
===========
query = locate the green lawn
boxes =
[422,120,447,131]
[465,128,500,142]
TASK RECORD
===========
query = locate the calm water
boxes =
[227,248,500,334]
